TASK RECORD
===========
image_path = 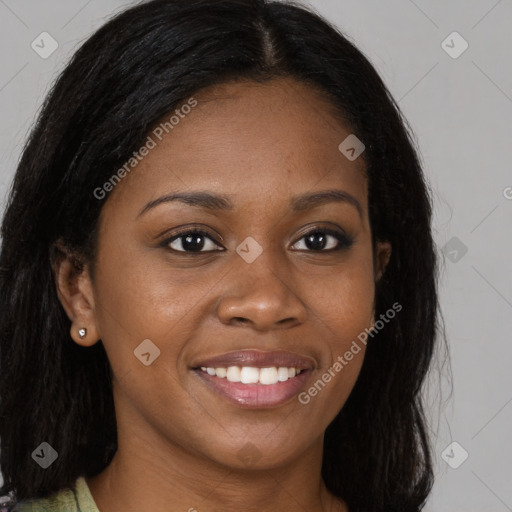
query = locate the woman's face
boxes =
[69,77,391,470]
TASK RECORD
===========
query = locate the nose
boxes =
[215,251,308,331]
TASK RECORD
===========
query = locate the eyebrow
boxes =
[137,188,363,219]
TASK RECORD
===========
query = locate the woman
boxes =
[0,0,442,510]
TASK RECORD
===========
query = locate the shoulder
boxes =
[11,477,98,512]
[11,485,76,511]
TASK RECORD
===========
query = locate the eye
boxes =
[291,228,354,252]
[161,226,354,254]
[164,229,224,253]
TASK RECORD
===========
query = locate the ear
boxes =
[375,240,392,282]
[51,240,100,347]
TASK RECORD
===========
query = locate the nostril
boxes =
[277,317,295,325]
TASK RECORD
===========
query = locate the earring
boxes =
[78,328,87,339]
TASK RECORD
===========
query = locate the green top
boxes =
[12,477,99,512]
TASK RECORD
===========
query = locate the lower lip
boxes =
[193,369,311,409]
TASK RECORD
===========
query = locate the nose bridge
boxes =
[216,237,307,329]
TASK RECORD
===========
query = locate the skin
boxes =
[55,77,391,512]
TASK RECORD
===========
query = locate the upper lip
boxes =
[193,350,315,370]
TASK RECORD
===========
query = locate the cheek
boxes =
[307,256,374,401]
[299,275,373,420]
[93,236,191,333]
[317,257,375,338]
[91,242,218,385]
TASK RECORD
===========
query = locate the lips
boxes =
[191,349,315,408]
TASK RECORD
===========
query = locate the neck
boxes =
[86,417,347,512]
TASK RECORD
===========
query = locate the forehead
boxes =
[103,77,368,219]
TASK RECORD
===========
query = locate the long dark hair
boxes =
[0,0,442,510]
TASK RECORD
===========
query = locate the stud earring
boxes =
[78,328,87,339]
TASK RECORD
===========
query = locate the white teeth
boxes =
[200,365,303,384]
[215,367,227,378]
[226,366,241,382]
[259,367,278,385]
[277,367,289,381]
[240,366,259,384]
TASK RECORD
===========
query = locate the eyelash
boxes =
[160,226,355,254]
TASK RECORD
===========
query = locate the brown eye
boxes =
[163,229,224,253]
[291,228,354,252]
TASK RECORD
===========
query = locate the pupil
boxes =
[307,232,326,250]
[183,234,204,251]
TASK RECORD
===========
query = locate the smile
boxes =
[192,349,314,408]
[199,365,304,385]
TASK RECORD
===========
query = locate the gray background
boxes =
[0,0,511,510]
